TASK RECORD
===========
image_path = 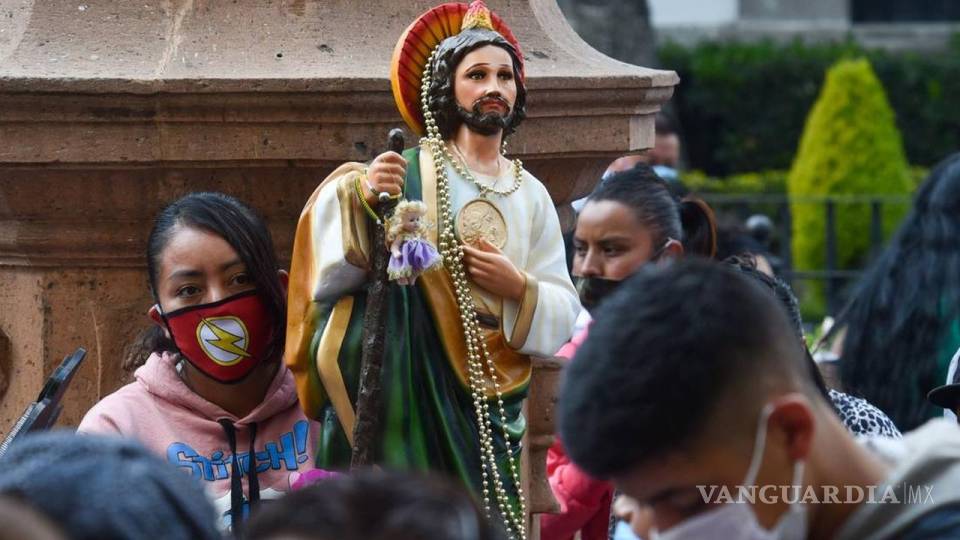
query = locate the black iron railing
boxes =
[699,194,913,315]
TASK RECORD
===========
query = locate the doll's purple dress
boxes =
[388,235,441,281]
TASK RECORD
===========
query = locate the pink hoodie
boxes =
[78,352,318,530]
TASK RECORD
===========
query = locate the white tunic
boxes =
[305,143,580,358]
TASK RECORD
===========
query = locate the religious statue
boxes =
[285,2,579,537]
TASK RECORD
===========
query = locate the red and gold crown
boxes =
[390,1,524,137]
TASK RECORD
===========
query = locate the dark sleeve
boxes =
[898,505,960,539]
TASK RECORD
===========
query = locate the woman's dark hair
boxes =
[723,254,833,404]
[831,153,960,429]
[427,28,527,141]
[128,192,286,369]
[589,165,717,257]
[244,470,504,540]
[122,326,170,375]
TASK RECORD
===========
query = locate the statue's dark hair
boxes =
[427,28,527,141]
[832,152,960,429]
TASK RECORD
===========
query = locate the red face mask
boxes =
[161,290,273,383]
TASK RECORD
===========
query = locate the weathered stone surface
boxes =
[0,329,10,403]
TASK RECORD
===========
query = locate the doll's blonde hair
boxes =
[387,200,430,242]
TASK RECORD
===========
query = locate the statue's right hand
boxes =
[362,151,407,205]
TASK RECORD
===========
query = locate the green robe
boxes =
[291,147,528,513]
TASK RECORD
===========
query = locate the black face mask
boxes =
[575,276,623,311]
[574,241,674,311]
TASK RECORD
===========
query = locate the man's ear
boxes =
[768,394,816,462]
[278,269,289,293]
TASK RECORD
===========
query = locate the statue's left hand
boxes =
[462,239,524,302]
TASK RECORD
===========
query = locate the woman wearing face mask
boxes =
[78,193,318,533]
[542,165,717,540]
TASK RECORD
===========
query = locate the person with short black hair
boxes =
[559,259,960,539]
[0,431,220,540]
[603,113,681,181]
[244,470,504,540]
[571,113,685,215]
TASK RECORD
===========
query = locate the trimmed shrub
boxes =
[787,58,912,313]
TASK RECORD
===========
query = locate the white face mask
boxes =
[650,404,809,540]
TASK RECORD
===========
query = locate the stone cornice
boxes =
[0,164,311,268]
[0,84,672,164]
[0,216,294,268]
[0,0,676,165]
[0,1,676,92]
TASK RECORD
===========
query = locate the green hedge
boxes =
[682,169,787,195]
[659,37,960,176]
[681,169,788,222]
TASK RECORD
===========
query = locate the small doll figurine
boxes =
[386,200,441,285]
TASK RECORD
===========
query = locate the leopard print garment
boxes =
[829,389,902,438]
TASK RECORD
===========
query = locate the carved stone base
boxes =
[523,356,565,536]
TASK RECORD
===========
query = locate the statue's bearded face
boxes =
[425,29,527,141]
[453,45,517,137]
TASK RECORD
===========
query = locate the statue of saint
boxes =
[285,1,579,535]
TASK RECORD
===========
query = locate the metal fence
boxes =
[700,194,913,315]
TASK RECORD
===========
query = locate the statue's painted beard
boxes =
[455,95,514,136]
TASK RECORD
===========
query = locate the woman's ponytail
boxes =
[678,197,718,258]
[122,325,176,374]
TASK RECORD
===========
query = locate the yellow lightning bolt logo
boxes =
[197,317,250,365]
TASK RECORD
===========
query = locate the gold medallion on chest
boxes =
[456,198,508,249]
